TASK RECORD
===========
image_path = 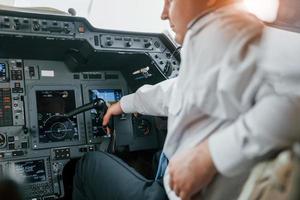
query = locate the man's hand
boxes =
[102,101,123,127]
[169,139,217,200]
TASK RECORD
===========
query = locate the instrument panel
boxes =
[0,8,179,200]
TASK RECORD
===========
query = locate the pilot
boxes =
[73,0,300,200]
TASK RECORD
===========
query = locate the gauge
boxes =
[46,120,75,141]
[0,133,6,148]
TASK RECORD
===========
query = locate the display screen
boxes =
[89,89,122,104]
[0,63,7,81]
[36,90,79,143]
[89,89,122,136]
[14,159,47,184]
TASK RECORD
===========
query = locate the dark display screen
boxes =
[36,90,79,143]
[89,89,122,136]
[36,90,76,114]
[0,63,7,81]
[14,159,47,184]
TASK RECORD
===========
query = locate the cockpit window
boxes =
[0,0,170,33]
[1,0,300,34]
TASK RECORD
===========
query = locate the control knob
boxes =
[125,41,133,47]
[32,21,40,31]
[13,19,20,30]
[64,27,71,34]
[106,40,113,47]
[144,41,152,48]
[163,61,173,77]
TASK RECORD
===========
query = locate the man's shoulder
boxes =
[189,8,264,41]
[182,8,264,61]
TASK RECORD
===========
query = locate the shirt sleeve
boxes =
[120,77,177,117]
[208,94,300,177]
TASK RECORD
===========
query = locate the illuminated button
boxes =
[12,150,24,157]
[78,24,85,33]
[88,146,94,151]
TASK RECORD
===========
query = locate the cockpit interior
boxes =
[0,0,300,200]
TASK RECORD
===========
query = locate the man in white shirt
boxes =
[73,0,300,200]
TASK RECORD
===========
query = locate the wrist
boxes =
[120,94,136,113]
[196,139,217,175]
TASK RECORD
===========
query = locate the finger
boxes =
[169,167,175,190]
[169,173,174,191]
[173,185,180,197]
[106,127,111,135]
[102,113,111,126]
[180,191,190,200]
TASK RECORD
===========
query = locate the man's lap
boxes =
[73,151,167,200]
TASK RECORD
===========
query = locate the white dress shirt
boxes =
[120,4,300,199]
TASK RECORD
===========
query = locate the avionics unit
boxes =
[82,83,133,146]
[28,86,85,149]
[89,89,122,136]
[0,157,54,199]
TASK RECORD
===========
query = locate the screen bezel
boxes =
[82,83,127,144]
[28,85,86,149]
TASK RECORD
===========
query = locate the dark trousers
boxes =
[73,151,167,200]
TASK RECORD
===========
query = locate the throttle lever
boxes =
[44,98,111,130]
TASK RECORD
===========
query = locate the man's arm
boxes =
[209,95,300,176]
[120,77,177,116]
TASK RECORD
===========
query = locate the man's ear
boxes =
[206,0,217,7]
